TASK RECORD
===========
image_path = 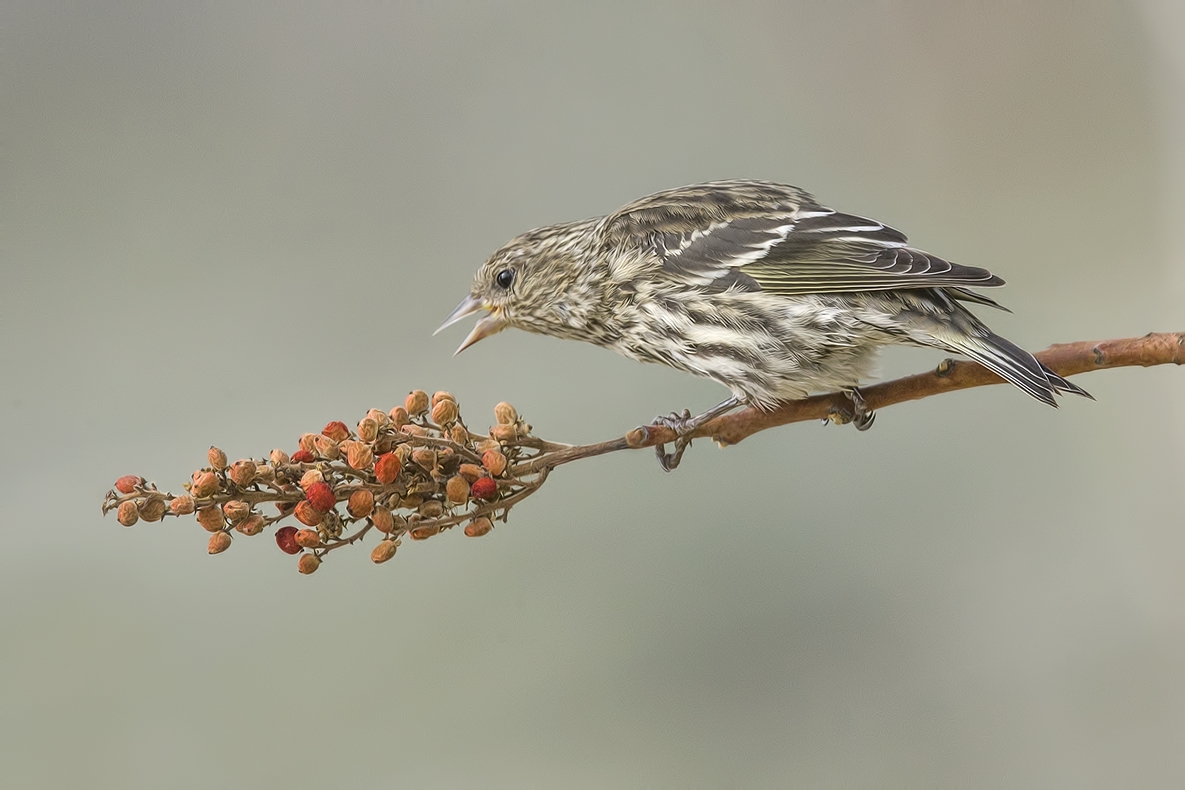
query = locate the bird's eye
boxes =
[495,269,515,289]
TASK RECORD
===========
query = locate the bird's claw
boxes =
[652,410,696,472]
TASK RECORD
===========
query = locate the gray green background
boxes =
[3,2,1184,786]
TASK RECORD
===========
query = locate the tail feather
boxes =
[952,331,1092,406]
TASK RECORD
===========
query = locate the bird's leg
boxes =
[650,396,743,472]
[826,387,876,431]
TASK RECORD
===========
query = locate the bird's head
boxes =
[435,219,602,353]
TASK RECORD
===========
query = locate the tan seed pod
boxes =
[270,448,290,466]
[254,464,276,484]
[294,528,322,548]
[228,459,257,488]
[235,514,265,536]
[346,442,374,471]
[393,444,413,464]
[299,469,324,491]
[222,500,251,523]
[347,489,375,519]
[493,402,518,425]
[299,433,318,453]
[208,446,228,471]
[411,448,437,471]
[370,539,398,564]
[117,500,139,527]
[405,390,429,416]
[431,398,458,426]
[464,516,494,538]
[388,406,410,428]
[313,435,340,460]
[475,438,501,454]
[192,471,219,498]
[356,417,379,443]
[196,506,225,533]
[490,423,518,442]
[366,408,389,427]
[169,494,196,515]
[481,449,507,476]
[294,501,323,527]
[458,463,484,482]
[418,499,444,518]
[138,498,167,523]
[400,424,427,437]
[409,524,441,540]
[431,391,456,408]
[445,475,470,504]
[400,493,424,509]
[449,424,469,445]
[208,531,232,555]
[298,553,321,574]
[371,506,395,534]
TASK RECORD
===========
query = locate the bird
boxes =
[436,179,1090,470]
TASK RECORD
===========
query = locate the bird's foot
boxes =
[826,388,876,431]
[652,409,695,472]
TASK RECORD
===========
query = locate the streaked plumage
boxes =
[438,180,1088,465]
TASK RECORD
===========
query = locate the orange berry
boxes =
[458,463,484,482]
[411,448,437,472]
[208,531,232,554]
[445,475,470,504]
[299,433,318,453]
[431,398,458,425]
[294,528,322,548]
[192,471,219,498]
[299,469,324,491]
[409,524,440,540]
[374,452,401,485]
[346,441,374,471]
[222,500,250,523]
[294,501,323,527]
[270,448,290,466]
[481,449,507,477]
[371,506,395,534]
[347,489,375,518]
[493,402,518,425]
[169,494,196,515]
[228,459,257,488]
[464,516,493,538]
[196,506,224,532]
[312,435,339,460]
[235,514,265,536]
[322,421,349,442]
[405,390,429,416]
[114,475,142,494]
[388,406,410,428]
[117,500,139,527]
[207,447,228,471]
[298,554,321,574]
[138,498,166,523]
[371,539,398,564]
[356,417,379,443]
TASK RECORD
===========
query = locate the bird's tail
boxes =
[948,330,1092,406]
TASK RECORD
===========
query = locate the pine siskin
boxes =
[438,179,1090,469]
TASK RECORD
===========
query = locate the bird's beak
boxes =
[434,295,507,355]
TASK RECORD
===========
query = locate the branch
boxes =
[102,332,1183,573]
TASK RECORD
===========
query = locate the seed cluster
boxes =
[102,392,551,574]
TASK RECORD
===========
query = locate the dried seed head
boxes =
[431,391,456,408]
[445,475,470,504]
[208,531,232,555]
[294,500,323,527]
[138,498,167,523]
[196,506,225,533]
[275,526,301,554]
[294,528,322,548]
[298,554,321,574]
[299,433,318,453]
[409,524,440,540]
[475,438,501,454]
[464,516,493,538]
[169,494,196,515]
[290,449,314,463]
[236,514,265,536]
[370,539,398,564]
[222,500,251,523]
[470,477,498,501]
[322,421,350,442]
[388,406,410,428]
[208,446,228,471]
[299,469,324,492]
[117,500,139,527]
[347,489,375,519]
[431,398,458,426]
[114,475,142,494]
[458,463,484,482]
[449,424,469,445]
[481,449,507,477]
[270,448,290,466]
[254,464,275,484]
[405,390,429,416]
[490,423,518,443]
[312,435,340,460]
[411,448,437,472]
[346,441,374,471]
[356,417,379,443]
[374,452,401,485]
[192,471,219,498]
[493,402,518,425]
[366,408,389,427]
[371,506,395,534]
[418,499,444,518]
[304,481,336,513]
[228,459,257,488]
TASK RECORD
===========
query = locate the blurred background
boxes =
[3,1,1183,786]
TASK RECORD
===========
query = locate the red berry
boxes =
[322,421,349,442]
[470,477,498,501]
[114,475,142,494]
[290,449,314,463]
[374,452,401,485]
[276,526,301,554]
[305,481,335,513]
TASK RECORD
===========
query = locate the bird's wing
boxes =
[599,180,1004,295]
